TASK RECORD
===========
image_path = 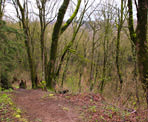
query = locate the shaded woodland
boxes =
[0,0,148,110]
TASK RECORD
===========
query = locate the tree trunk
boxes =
[46,0,70,90]
[99,35,107,93]
[132,45,140,106]
[115,0,124,91]
[15,0,38,89]
[99,20,109,93]
[78,69,82,93]
[136,0,148,105]
[41,32,48,83]
[24,30,38,89]
[36,0,48,81]
[89,31,95,91]
[46,0,81,90]
[128,0,148,105]
[90,52,100,91]
[61,54,70,88]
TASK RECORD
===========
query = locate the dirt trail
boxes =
[12,89,82,122]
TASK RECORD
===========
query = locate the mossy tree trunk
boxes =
[99,16,110,94]
[61,54,70,88]
[13,0,38,89]
[36,0,46,81]
[46,0,70,90]
[56,5,86,81]
[88,23,97,92]
[115,0,124,90]
[128,0,148,105]
[36,0,56,81]
[46,0,81,90]
[136,0,148,105]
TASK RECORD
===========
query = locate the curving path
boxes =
[12,89,82,122]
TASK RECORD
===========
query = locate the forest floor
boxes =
[12,89,82,122]
[0,89,148,122]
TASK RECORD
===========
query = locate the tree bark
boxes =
[15,0,38,88]
[115,0,124,91]
[46,0,70,90]
[128,0,148,105]
[136,0,148,105]
[46,0,81,90]
[36,0,50,81]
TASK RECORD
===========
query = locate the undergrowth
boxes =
[0,89,28,122]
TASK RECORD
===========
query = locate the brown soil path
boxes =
[12,89,82,122]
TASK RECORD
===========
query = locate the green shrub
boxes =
[0,72,12,90]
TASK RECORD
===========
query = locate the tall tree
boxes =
[36,0,57,81]
[128,0,148,105]
[46,0,81,90]
[99,2,115,93]
[56,0,89,86]
[115,0,124,90]
[12,0,38,88]
[88,20,100,91]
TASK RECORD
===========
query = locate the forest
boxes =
[0,0,148,122]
